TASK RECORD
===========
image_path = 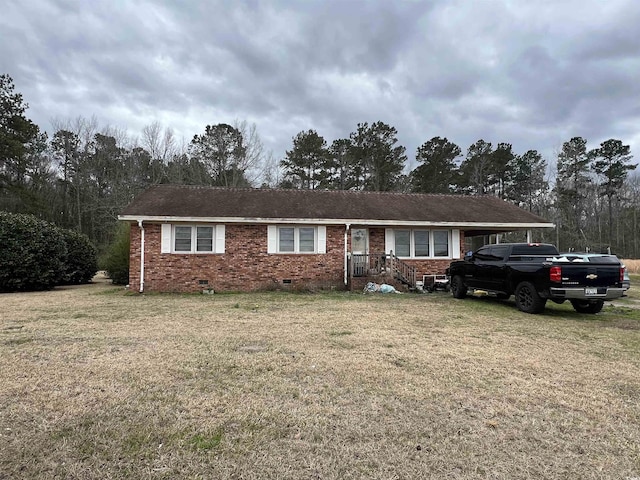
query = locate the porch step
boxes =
[349,252,417,290]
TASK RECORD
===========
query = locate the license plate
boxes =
[585,287,598,296]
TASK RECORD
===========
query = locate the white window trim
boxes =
[160,224,225,254]
[267,225,327,254]
[385,228,459,259]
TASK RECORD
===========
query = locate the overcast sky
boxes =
[2,0,639,176]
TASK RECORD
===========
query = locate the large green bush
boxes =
[101,222,130,285]
[0,211,67,291]
[59,228,98,285]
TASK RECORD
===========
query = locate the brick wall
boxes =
[129,224,465,293]
[368,227,386,252]
[129,223,347,293]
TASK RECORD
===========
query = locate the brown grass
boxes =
[1,282,640,479]
[623,259,640,274]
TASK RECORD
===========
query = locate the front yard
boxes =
[1,281,639,479]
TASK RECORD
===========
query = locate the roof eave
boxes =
[118,215,555,230]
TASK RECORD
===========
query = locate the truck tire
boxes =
[514,281,547,314]
[450,275,467,299]
[570,300,604,314]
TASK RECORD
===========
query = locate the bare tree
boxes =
[141,121,176,163]
[234,119,266,186]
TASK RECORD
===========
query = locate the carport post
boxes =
[344,223,350,286]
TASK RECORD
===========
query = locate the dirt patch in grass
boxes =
[1,285,639,479]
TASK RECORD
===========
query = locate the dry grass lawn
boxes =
[624,259,640,274]
[1,279,640,479]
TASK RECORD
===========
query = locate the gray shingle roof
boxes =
[121,185,552,231]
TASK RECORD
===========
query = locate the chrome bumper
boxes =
[549,287,625,300]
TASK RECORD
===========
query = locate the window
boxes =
[299,227,315,252]
[268,225,327,254]
[394,230,410,257]
[277,226,316,253]
[433,230,449,257]
[278,227,295,252]
[174,226,193,252]
[414,230,430,257]
[388,229,451,258]
[196,226,213,252]
[473,246,492,261]
[162,224,224,254]
[489,245,509,261]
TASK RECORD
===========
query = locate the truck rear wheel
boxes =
[514,281,547,314]
[571,300,604,314]
[450,275,467,299]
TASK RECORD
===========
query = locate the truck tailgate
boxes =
[559,264,621,287]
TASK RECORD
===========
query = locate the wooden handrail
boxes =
[349,252,416,288]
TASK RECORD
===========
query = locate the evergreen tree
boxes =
[458,140,493,195]
[325,138,359,190]
[349,121,406,191]
[554,137,593,250]
[506,149,548,213]
[410,136,461,194]
[590,138,636,248]
[51,130,81,228]
[280,130,328,189]
[189,124,251,187]
[0,74,49,213]
[489,143,515,198]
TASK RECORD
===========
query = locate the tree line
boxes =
[1,74,638,258]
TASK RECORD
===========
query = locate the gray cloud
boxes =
[1,0,638,172]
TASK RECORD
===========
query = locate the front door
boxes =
[351,228,368,255]
[351,229,369,276]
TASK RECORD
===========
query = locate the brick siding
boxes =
[129,223,346,293]
[129,224,464,293]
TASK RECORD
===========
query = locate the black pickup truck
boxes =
[445,243,625,314]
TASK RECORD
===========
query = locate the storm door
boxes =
[351,228,369,276]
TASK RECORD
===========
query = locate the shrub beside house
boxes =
[0,212,98,292]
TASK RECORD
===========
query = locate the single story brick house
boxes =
[119,185,554,293]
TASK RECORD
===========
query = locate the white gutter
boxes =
[138,219,145,293]
[118,215,555,230]
[344,223,350,286]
